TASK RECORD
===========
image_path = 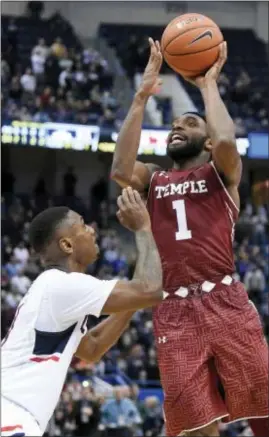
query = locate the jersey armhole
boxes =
[145,171,158,206]
[210,161,240,214]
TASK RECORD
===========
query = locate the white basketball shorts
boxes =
[1,396,42,436]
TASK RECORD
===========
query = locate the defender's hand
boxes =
[186,41,227,88]
[137,38,163,98]
[116,187,151,232]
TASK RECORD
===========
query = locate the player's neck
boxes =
[173,155,205,170]
[44,258,86,274]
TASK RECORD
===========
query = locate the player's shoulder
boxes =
[40,269,99,291]
[34,268,69,287]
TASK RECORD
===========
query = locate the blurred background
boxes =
[1,1,268,436]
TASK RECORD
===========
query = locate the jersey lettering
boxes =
[172,199,192,241]
[155,179,208,199]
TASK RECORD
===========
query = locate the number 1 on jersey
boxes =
[172,199,192,241]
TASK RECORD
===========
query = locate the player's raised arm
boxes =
[189,42,242,188]
[101,187,163,313]
[75,311,134,362]
[111,38,162,192]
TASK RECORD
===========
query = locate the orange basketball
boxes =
[161,13,223,77]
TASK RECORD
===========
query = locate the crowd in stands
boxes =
[2,16,119,127]
[1,167,268,436]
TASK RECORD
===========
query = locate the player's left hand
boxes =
[186,41,227,88]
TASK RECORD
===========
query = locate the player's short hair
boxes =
[182,111,206,122]
[28,206,70,254]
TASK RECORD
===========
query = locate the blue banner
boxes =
[248,133,269,159]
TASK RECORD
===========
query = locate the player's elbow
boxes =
[75,335,98,363]
[214,136,236,151]
[110,168,131,188]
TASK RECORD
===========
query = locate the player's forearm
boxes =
[200,79,235,145]
[200,79,241,182]
[111,92,148,183]
[75,312,134,362]
[133,229,163,291]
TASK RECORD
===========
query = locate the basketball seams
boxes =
[162,24,219,52]
[166,41,222,58]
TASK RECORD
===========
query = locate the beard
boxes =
[166,135,207,162]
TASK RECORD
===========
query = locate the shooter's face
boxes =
[166,114,209,161]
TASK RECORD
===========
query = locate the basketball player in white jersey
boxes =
[1,187,163,436]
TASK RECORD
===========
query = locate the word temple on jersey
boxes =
[155,179,208,199]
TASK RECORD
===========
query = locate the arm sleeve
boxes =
[49,272,118,324]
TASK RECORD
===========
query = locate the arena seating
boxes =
[1,14,81,69]
[1,15,119,126]
[99,23,269,132]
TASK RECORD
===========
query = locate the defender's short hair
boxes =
[29,206,70,253]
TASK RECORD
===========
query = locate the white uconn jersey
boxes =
[1,269,117,434]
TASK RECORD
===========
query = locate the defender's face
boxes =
[67,211,99,266]
[166,114,208,161]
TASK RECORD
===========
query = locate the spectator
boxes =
[87,64,99,91]
[75,386,101,436]
[1,56,10,87]
[9,75,22,101]
[101,108,116,127]
[31,38,49,79]
[244,265,266,305]
[5,255,22,279]
[63,167,77,197]
[127,344,146,380]
[10,268,31,295]
[39,87,54,108]
[31,50,46,78]
[143,396,163,437]
[13,241,30,266]
[218,72,230,100]
[59,66,73,89]
[45,54,61,90]
[51,37,67,59]
[20,68,36,94]
[58,52,74,71]
[231,70,251,103]
[101,387,142,437]
[32,38,49,59]
[234,117,247,136]
[18,105,32,121]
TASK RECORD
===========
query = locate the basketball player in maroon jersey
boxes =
[111,39,269,437]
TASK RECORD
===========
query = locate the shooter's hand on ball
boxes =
[137,37,163,98]
[187,41,227,88]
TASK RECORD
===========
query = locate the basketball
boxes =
[161,13,223,77]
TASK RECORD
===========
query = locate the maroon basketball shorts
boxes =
[153,281,269,436]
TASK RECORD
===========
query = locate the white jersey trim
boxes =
[210,161,240,212]
[177,414,229,435]
[146,170,158,206]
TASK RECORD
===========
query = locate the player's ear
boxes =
[59,237,73,255]
[204,138,213,152]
